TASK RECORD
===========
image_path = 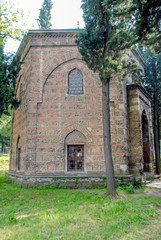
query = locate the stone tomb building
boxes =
[7,30,154,187]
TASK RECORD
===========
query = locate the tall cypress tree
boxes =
[105,0,161,54]
[135,0,161,54]
[76,0,142,196]
[37,0,53,29]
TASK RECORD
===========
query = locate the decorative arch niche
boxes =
[65,130,86,172]
[39,59,85,105]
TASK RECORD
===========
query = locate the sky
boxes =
[5,0,84,53]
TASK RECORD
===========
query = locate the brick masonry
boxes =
[127,84,154,178]
[7,30,154,186]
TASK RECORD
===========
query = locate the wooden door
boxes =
[67,145,84,171]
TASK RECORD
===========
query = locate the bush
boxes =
[116,177,143,193]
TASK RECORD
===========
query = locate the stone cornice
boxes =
[16,29,79,61]
[29,29,78,39]
[131,49,146,69]
[126,83,151,101]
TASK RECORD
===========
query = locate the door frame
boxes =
[67,145,84,172]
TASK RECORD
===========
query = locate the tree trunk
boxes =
[154,92,160,175]
[102,81,117,196]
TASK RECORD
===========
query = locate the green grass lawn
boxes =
[0,155,161,240]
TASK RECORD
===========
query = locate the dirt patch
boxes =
[136,179,161,198]
[140,189,161,198]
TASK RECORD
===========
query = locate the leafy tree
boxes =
[107,0,160,172]
[135,0,161,54]
[37,0,53,29]
[0,0,26,45]
[140,49,161,174]
[0,45,21,117]
[76,0,142,196]
[106,0,161,54]
[0,112,11,152]
[0,113,11,137]
[0,0,25,117]
[106,0,160,171]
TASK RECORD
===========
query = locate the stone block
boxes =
[48,147,55,152]
[9,30,154,188]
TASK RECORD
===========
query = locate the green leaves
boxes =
[76,0,142,83]
[104,0,161,54]
[37,0,53,29]
[140,49,161,93]
[0,45,22,117]
[134,0,161,54]
[0,1,25,117]
[0,0,27,44]
[0,114,11,137]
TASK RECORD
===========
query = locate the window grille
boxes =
[68,69,83,94]
[67,145,84,171]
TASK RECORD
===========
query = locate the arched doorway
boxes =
[142,111,150,173]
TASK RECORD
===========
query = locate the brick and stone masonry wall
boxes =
[10,49,31,173]
[36,59,105,175]
[9,30,150,181]
[127,84,154,178]
[138,88,153,174]
[110,79,130,174]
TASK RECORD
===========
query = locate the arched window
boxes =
[19,83,23,101]
[68,69,83,94]
[65,130,86,172]
[67,145,84,171]
[16,75,23,104]
[16,136,21,170]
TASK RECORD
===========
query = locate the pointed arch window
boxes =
[19,83,23,101]
[16,136,21,170]
[67,145,84,171]
[68,69,83,94]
